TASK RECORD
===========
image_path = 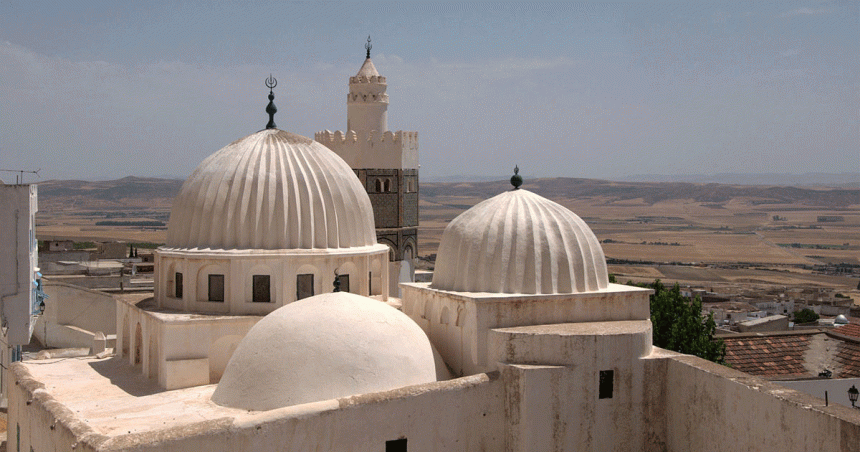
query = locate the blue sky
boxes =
[1,1,857,181]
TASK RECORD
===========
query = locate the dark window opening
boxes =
[599,370,614,399]
[175,272,183,298]
[208,274,225,302]
[386,438,407,452]
[337,274,350,293]
[297,274,314,300]
[383,179,391,192]
[375,179,382,193]
[253,275,271,303]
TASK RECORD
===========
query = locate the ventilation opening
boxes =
[175,272,183,298]
[252,275,271,303]
[386,438,407,452]
[599,370,614,399]
[208,274,225,302]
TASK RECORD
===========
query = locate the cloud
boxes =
[779,7,832,18]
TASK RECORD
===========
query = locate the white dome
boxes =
[431,189,609,294]
[166,128,377,250]
[211,292,440,411]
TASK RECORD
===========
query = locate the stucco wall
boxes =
[10,366,503,452]
[651,353,860,452]
[34,282,116,349]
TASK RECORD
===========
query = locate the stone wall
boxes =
[645,352,860,452]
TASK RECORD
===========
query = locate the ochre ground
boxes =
[37,190,860,292]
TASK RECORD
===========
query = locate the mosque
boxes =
[8,43,860,452]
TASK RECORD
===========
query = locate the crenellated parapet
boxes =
[315,129,418,170]
[350,75,387,84]
[348,92,390,103]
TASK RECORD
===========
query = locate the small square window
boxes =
[337,274,350,293]
[253,275,271,303]
[208,274,225,302]
[599,370,614,399]
[297,274,314,300]
[386,438,407,452]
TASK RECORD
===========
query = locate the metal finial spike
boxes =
[511,165,523,190]
[265,75,278,129]
[365,35,372,59]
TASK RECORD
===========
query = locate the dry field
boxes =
[35,177,860,291]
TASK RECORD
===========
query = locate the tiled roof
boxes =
[834,323,860,339]
[723,334,812,378]
[835,341,860,378]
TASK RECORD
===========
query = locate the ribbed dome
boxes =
[211,292,441,411]
[166,128,377,250]
[431,189,609,294]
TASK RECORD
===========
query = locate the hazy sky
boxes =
[1,1,857,182]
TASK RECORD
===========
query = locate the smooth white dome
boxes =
[211,292,440,411]
[166,128,377,250]
[431,188,609,294]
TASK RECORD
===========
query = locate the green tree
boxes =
[793,308,819,324]
[642,279,726,364]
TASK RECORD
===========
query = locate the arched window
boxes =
[383,179,390,192]
[375,179,383,193]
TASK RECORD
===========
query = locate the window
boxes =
[599,370,614,399]
[208,274,225,302]
[383,179,391,192]
[297,274,314,300]
[386,439,407,452]
[375,179,383,193]
[175,272,183,298]
[253,275,271,303]
[337,274,350,293]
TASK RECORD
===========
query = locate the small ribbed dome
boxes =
[166,128,377,250]
[431,189,609,294]
[211,292,440,411]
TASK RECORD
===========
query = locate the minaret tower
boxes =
[316,37,419,296]
[347,37,388,132]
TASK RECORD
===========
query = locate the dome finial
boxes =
[365,35,372,59]
[265,74,278,129]
[510,165,523,189]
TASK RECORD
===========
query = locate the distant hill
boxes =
[37,176,183,211]
[423,178,860,208]
[34,176,860,212]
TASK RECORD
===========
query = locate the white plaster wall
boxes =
[155,247,388,315]
[654,354,860,452]
[0,184,38,346]
[493,321,652,452]
[316,130,419,170]
[401,283,652,376]
[35,282,116,349]
[10,368,504,452]
[116,300,261,389]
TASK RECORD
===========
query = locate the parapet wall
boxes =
[645,352,860,452]
[315,129,418,169]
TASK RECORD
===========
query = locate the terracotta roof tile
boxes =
[836,341,860,378]
[835,323,860,339]
[723,334,811,377]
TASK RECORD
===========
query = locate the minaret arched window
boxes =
[375,179,383,193]
[383,179,390,192]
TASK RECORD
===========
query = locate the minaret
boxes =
[316,37,419,296]
[347,37,389,133]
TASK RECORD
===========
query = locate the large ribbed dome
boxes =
[211,292,441,411]
[166,128,376,249]
[431,189,609,294]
